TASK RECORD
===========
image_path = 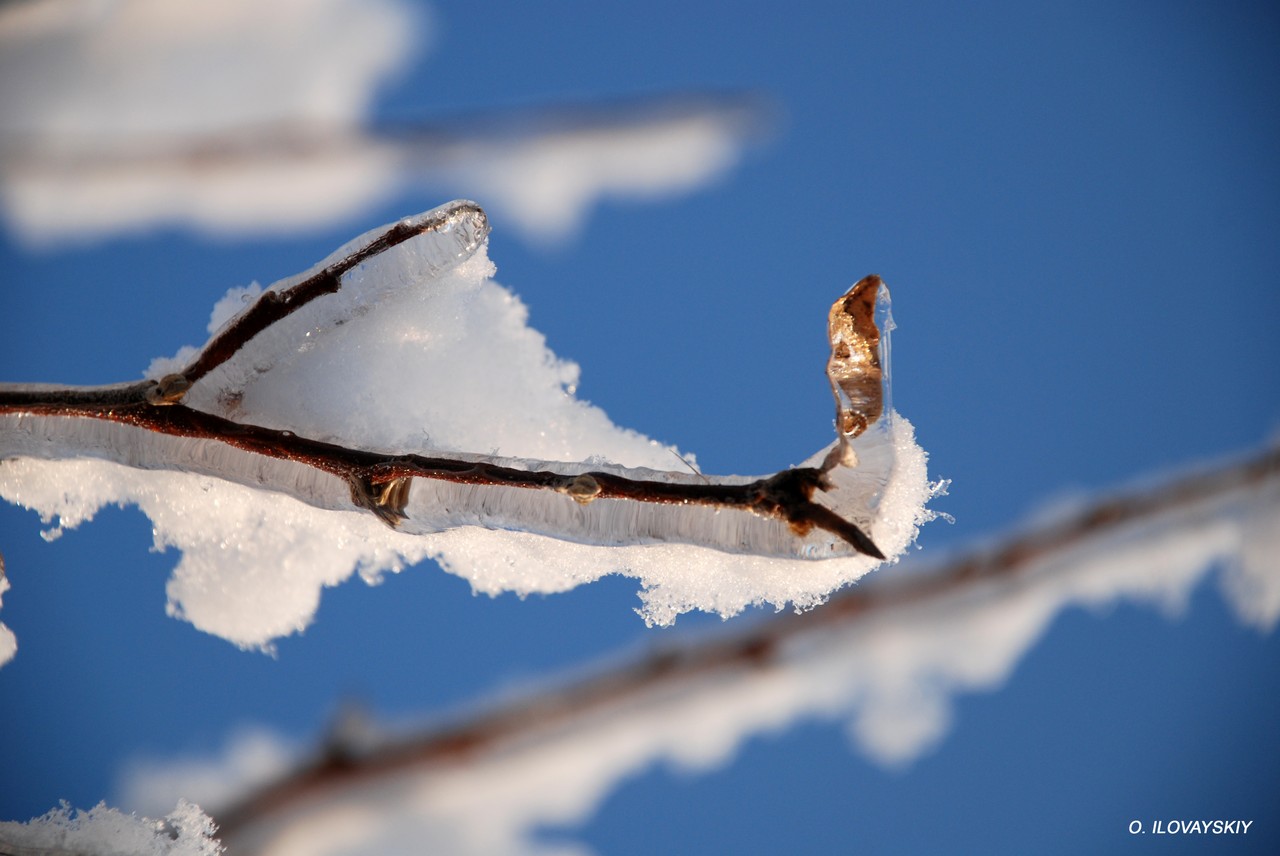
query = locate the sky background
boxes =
[2,1,1279,853]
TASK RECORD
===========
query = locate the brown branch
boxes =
[0,396,882,557]
[0,202,488,413]
[0,213,890,557]
[209,442,1279,838]
[182,201,487,385]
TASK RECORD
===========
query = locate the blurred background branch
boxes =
[0,0,768,244]
[182,444,1277,853]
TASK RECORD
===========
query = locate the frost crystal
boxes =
[0,800,222,856]
[0,201,936,652]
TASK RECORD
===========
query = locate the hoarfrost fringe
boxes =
[0,800,222,856]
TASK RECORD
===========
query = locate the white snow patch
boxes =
[0,570,15,667]
[0,800,222,856]
[434,106,755,242]
[0,1,759,242]
[0,0,421,240]
[122,729,299,821]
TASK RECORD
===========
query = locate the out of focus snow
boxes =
[0,0,415,138]
[430,101,761,242]
[0,0,759,242]
[0,0,416,238]
[123,729,298,830]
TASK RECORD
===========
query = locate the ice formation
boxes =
[0,200,937,652]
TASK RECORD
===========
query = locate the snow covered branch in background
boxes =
[0,200,936,659]
[414,95,767,242]
[0,800,221,856]
[0,0,417,239]
[0,0,764,242]
[119,446,1279,856]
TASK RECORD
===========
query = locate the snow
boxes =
[122,729,298,827]
[0,800,222,856]
[0,0,418,239]
[429,100,761,242]
[0,201,937,652]
[116,461,1280,856]
[0,569,14,667]
[0,0,417,139]
[0,1,759,242]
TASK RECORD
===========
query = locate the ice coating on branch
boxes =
[0,202,937,650]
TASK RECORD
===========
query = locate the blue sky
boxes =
[2,2,1279,853]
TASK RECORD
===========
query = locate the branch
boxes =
[2,85,770,242]
[0,397,882,558]
[1,204,892,560]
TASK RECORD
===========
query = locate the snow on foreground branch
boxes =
[0,200,938,659]
[0,800,221,856]
[118,445,1279,856]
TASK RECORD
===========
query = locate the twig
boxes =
[0,396,881,555]
[0,206,889,557]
